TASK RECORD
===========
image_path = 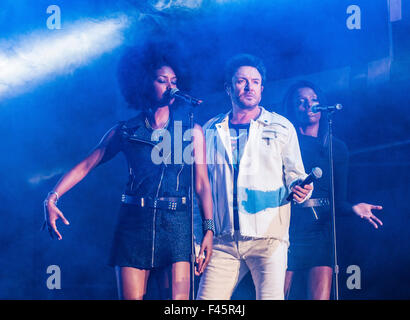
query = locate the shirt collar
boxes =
[215,106,273,126]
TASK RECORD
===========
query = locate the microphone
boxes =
[286,167,322,201]
[311,103,343,113]
[170,88,203,106]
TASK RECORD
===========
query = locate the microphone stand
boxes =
[189,107,195,300]
[173,92,203,300]
[186,100,202,300]
[326,110,339,300]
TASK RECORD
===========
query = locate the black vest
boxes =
[115,109,192,198]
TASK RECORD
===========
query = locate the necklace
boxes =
[145,116,170,130]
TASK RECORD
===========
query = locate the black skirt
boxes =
[287,207,333,271]
[108,204,191,270]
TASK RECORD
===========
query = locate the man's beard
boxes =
[233,95,260,110]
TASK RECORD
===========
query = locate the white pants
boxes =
[196,232,288,300]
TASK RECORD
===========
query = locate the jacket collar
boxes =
[215,106,274,128]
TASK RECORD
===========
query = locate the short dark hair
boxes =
[117,41,187,110]
[283,80,328,138]
[224,54,267,86]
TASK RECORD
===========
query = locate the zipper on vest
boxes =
[152,166,165,267]
[176,163,184,191]
[129,167,135,191]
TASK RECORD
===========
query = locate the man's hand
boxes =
[292,184,313,203]
[353,203,383,229]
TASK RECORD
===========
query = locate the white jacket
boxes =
[203,106,309,242]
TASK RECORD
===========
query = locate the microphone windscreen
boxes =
[169,88,180,97]
[311,103,320,113]
[312,167,322,179]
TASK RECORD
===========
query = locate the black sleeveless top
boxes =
[99,108,192,199]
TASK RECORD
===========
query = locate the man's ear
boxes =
[224,82,231,96]
[261,85,264,93]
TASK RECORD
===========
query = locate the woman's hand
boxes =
[195,230,213,276]
[42,200,70,240]
[40,134,112,240]
[352,203,383,229]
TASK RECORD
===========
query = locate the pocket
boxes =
[260,131,277,147]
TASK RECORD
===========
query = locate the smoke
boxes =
[28,168,65,185]
[153,0,203,10]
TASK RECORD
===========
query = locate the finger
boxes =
[50,222,62,240]
[372,215,383,226]
[292,189,304,198]
[306,184,313,190]
[53,206,69,225]
[297,186,310,196]
[195,257,204,275]
[202,249,212,273]
[198,258,205,274]
[58,212,70,225]
[197,247,205,271]
[195,263,202,276]
[297,184,312,192]
[293,186,307,195]
[371,205,383,211]
[293,194,303,202]
[368,218,378,229]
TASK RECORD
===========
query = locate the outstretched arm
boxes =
[43,125,120,240]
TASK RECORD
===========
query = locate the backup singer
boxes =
[43,43,213,300]
[283,81,383,300]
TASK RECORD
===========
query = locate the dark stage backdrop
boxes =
[0,0,409,299]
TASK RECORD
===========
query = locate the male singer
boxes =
[196,54,312,300]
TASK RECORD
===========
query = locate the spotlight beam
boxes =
[0,15,129,100]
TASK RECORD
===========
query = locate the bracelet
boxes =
[202,219,215,235]
[44,199,57,206]
[45,191,59,205]
[49,191,59,200]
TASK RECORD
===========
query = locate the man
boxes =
[196,54,312,300]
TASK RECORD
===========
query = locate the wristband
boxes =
[202,219,215,235]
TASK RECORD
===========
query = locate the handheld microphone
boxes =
[311,103,343,113]
[286,167,322,201]
[170,88,203,106]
